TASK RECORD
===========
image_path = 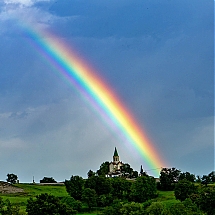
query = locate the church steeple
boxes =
[113,147,119,162]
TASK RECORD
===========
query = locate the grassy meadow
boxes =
[0,183,69,213]
[0,183,179,214]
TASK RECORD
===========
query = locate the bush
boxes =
[101,200,122,215]
[26,193,76,215]
[101,201,145,215]
[40,177,57,183]
[192,187,215,215]
[182,198,202,215]
[146,202,168,215]
[174,179,196,201]
[120,202,145,215]
[168,202,189,215]
[0,198,22,215]
[60,196,82,212]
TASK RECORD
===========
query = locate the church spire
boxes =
[114,147,118,156]
[113,147,119,162]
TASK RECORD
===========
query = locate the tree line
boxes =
[2,167,215,214]
[62,168,215,215]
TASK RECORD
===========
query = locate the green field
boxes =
[0,183,178,214]
[0,183,69,213]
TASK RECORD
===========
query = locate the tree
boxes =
[40,177,56,183]
[208,171,215,182]
[82,188,97,211]
[179,172,195,182]
[200,171,215,185]
[132,170,139,178]
[159,168,181,190]
[26,193,75,215]
[85,175,97,191]
[85,175,113,207]
[97,161,110,176]
[6,173,18,184]
[195,175,201,183]
[120,163,133,177]
[85,175,112,196]
[110,177,131,200]
[140,165,144,175]
[130,176,157,203]
[87,170,95,178]
[65,175,84,201]
[191,187,215,215]
[174,179,197,201]
[94,176,112,196]
[97,193,113,207]
[201,175,211,186]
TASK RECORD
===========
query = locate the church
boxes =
[108,147,124,177]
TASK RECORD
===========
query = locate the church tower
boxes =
[109,147,124,176]
[113,147,119,162]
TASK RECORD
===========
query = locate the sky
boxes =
[0,0,214,183]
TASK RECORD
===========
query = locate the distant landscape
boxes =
[0,165,215,215]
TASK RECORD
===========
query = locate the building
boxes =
[108,147,124,177]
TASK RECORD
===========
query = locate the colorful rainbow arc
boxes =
[23,25,166,176]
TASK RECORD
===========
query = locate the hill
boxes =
[0,182,177,214]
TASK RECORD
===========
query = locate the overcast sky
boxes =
[0,0,214,182]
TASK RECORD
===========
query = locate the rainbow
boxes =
[22,24,166,176]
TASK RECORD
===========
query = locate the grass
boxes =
[155,190,179,207]
[77,213,97,215]
[0,183,198,214]
[14,183,69,197]
[0,183,69,213]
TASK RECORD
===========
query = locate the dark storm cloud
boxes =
[46,0,212,40]
[43,0,213,121]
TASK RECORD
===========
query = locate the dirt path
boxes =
[0,181,24,194]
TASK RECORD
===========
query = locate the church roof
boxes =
[110,161,123,165]
[114,147,118,156]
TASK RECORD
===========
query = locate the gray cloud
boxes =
[0,0,213,182]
